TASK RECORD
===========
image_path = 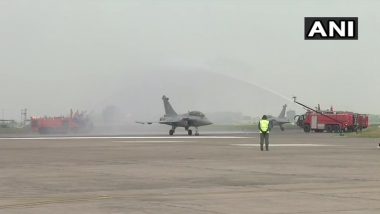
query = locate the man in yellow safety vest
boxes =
[258,115,271,151]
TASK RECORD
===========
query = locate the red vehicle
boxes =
[31,111,93,134]
[296,111,368,133]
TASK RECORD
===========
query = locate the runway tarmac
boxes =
[0,130,379,213]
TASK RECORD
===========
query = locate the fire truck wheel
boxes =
[333,125,340,133]
[39,127,49,134]
[326,125,332,133]
[303,125,311,133]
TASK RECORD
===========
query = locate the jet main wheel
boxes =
[194,127,200,136]
[187,130,192,136]
[169,129,175,136]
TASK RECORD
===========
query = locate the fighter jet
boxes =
[267,104,290,131]
[137,95,212,136]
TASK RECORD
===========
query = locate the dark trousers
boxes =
[260,133,269,151]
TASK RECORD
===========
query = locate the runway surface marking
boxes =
[111,140,195,143]
[0,136,251,140]
[231,144,333,147]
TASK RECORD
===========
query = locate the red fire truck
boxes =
[295,111,368,133]
[31,110,93,134]
[292,97,369,133]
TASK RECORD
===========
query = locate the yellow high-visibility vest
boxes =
[259,119,270,133]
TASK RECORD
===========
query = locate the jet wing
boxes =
[136,117,183,125]
[135,121,157,125]
[164,118,182,123]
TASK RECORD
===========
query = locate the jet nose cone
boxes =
[205,119,213,125]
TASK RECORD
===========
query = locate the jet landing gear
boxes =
[186,127,199,136]
[185,126,193,136]
[194,127,200,136]
[169,126,176,136]
[170,127,200,136]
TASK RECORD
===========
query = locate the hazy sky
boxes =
[0,0,379,120]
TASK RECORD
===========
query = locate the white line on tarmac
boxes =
[0,136,251,140]
[112,140,194,143]
[231,144,333,147]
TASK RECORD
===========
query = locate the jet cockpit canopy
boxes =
[188,111,205,118]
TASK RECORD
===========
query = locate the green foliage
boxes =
[0,127,31,134]
[203,124,297,132]
[347,126,380,138]
[369,114,380,125]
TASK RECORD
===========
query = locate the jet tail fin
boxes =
[162,95,177,116]
[278,104,287,118]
